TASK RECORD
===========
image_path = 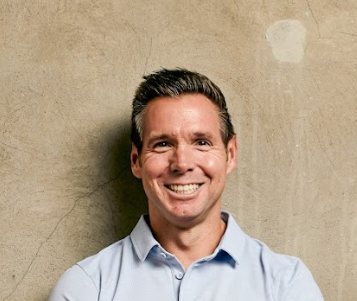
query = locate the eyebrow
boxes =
[192,131,214,139]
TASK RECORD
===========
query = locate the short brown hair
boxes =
[131,68,235,151]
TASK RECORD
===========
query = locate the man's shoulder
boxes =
[245,235,298,260]
[224,212,301,270]
[77,235,132,272]
[225,213,308,278]
[245,236,304,271]
[241,233,320,292]
[48,236,134,301]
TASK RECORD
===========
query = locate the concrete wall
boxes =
[1,1,356,300]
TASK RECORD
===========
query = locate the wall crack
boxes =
[2,164,129,301]
[306,0,321,38]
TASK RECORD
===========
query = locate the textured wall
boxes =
[1,1,356,300]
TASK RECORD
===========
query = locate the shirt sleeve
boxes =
[277,259,325,301]
[48,265,98,301]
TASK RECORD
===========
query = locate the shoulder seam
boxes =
[75,263,100,294]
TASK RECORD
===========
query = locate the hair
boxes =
[131,68,235,151]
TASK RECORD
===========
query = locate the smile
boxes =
[166,184,201,194]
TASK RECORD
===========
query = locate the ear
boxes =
[130,143,142,179]
[226,136,237,175]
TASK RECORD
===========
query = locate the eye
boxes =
[154,141,168,147]
[196,140,211,147]
[154,141,169,148]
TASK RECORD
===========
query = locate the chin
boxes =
[168,208,206,224]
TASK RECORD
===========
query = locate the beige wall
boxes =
[1,1,356,300]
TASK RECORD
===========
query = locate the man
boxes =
[49,69,324,300]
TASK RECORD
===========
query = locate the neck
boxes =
[149,210,226,270]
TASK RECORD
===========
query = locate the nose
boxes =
[170,145,195,173]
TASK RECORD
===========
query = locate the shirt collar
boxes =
[130,212,247,264]
[130,215,159,261]
[217,211,247,264]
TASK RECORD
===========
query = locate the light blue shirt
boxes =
[48,212,324,301]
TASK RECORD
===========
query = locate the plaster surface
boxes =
[0,1,356,300]
[266,20,306,63]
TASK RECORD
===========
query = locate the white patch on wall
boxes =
[266,20,306,63]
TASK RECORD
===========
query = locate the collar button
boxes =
[175,272,184,280]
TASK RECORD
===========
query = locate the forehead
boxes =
[143,94,221,137]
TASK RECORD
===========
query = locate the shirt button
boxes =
[175,272,184,280]
[160,252,167,259]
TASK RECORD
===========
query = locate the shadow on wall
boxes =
[43,120,148,301]
[98,119,148,240]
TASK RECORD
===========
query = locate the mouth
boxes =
[165,184,202,195]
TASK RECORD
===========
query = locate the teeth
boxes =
[168,184,200,194]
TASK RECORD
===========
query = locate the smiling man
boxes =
[49,69,324,301]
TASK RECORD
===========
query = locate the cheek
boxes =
[200,158,226,182]
[205,159,217,170]
[199,155,227,175]
[141,155,170,179]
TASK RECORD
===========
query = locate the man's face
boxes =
[131,94,237,228]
